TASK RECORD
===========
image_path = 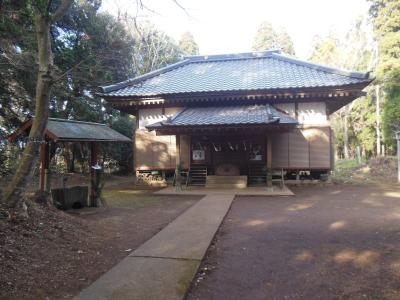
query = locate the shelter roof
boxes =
[8,117,131,143]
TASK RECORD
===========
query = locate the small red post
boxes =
[90,142,97,206]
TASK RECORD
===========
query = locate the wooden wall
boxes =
[271,126,332,170]
[135,130,190,170]
[134,100,333,172]
[136,127,332,171]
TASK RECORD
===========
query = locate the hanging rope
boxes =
[212,142,221,152]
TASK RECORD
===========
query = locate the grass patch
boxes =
[333,157,398,184]
[333,158,377,184]
[102,189,166,208]
[335,159,363,170]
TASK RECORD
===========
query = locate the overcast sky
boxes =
[101,0,370,59]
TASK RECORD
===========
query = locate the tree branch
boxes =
[50,0,73,23]
[54,56,93,82]
[171,0,190,16]
[46,0,54,16]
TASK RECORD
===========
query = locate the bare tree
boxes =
[3,0,74,208]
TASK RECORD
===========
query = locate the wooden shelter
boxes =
[98,50,373,187]
[8,117,131,205]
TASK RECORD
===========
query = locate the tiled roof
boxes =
[8,118,131,142]
[100,50,371,98]
[146,104,297,129]
[45,118,131,142]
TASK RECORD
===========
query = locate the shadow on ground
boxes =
[187,184,400,300]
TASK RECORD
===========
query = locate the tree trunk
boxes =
[3,1,73,208]
[4,16,54,207]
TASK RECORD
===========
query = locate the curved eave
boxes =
[98,80,373,101]
[146,121,298,134]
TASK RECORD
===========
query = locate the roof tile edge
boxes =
[100,59,191,94]
[270,52,371,80]
[47,117,107,126]
[184,49,281,61]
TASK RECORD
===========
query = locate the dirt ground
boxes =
[187,183,400,300]
[0,179,200,300]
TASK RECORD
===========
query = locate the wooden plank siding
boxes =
[271,132,289,169]
[271,126,332,170]
[137,126,332,171]
[289,129,309,168]
[306,127,331,169]
[135,130,190,170]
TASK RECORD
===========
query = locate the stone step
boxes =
[188,166,207,187]
[206,175,247,189]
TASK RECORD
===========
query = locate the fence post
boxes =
[396,132,400,183]
[356,146,362,165]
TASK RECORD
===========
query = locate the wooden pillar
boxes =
[39,141,50,191]
[188,135,192,167]
[133,111,139,182]
[175,134,181,189]
[176,134,181,170]
[266,136,272,187]
[90,142,98,206]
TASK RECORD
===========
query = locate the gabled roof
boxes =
[100,50,372,98]
[8,117,131,143]
[146,104,297,130]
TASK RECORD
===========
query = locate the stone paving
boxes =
[154,185,294,196]
[75,186,294,300]
[74,193,235,300]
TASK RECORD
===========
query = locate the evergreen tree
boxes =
[0,1,184,189]
[179,31,199,55]
[0,0,37,136]
[252,22,295,55]
[309,18,375,158]
[382,89,400,143]
[369,0,400,148]
[369,0,400,84]
[309,34,342,67]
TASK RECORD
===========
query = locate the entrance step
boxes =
[188,165,207,187]
[206,175,248,189]
[248,164,267,186]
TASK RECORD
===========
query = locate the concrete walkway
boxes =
[74,193,234,300]
[155,185,294,196]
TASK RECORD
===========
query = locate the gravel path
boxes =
[187,184,400,300]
